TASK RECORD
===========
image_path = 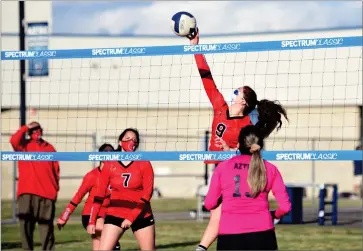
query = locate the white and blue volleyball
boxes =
[171,11,198,38]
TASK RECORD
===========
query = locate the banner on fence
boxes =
[27,22,49,76]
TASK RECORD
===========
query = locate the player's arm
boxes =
[99,188,111,218]
[190,31,225,110]
[126,162,154,223]
[204,165,222,210]
[271,166,291,219]
[88,164,111,226]
[9,125,28,151]
[59,172,93,223]
[49,145,60,190]
[194,54,226,110]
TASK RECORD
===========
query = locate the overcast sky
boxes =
[53,1,362,36]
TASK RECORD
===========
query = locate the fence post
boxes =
[12,161,17,224]
[318,185,326,225]
[318,184,338,226]
[92,132,98,168]
[331,184,338,225]
[204,130,210,185]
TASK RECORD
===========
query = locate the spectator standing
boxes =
[10,122,59,251]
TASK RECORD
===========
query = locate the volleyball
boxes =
[171,11,198,38]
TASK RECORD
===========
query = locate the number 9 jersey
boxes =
[194,54,252,163]
[89,160,154,226]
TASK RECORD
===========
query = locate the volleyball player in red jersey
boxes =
[87,128,155,251]
[56,143,121,251]
[189,30,289,251]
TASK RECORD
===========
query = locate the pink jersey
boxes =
[204,155,291,235]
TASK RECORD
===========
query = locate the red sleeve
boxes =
[126,162,154,223]
[10,125,28,151]
[194,54,226,110]
[59,172,94,222]
[99,190,111,219]
[53,161,60,190]
[271,167,292,219]
[89,164,111,226]
[49,145,60,190]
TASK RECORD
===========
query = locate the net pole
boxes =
[360,106,363,148]
[13,0,26,225]
[19,1,26,126]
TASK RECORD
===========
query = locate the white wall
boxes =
[1,1,52,33]
[1,105,361,199]
[1,2,362,199]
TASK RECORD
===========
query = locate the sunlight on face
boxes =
[232,88,247,107]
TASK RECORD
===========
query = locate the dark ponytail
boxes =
[255,99,288,139]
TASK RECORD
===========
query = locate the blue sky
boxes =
[52,1,362,35]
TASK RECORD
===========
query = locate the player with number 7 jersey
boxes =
[88,128,155,251]
[89,159,154,227]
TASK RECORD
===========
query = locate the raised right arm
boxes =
[10,125,28,151]
[194,54,226,110]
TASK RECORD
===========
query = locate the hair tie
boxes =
[250,144,261,153]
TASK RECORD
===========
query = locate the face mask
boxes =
[30,131,42,141]
[121,140,136,152]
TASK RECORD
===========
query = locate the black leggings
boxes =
[217,229,278,250]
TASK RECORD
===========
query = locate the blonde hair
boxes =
[244,134,266,198]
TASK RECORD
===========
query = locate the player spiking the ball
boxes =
[188,29,289,251]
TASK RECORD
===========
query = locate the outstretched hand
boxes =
[189,28,199,45]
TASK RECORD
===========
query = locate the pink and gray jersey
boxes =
[204,155,291,235]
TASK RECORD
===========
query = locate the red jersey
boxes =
[89,160,154,226]
[59,167,111,223]
[10,125,60,200]
[195,54,252,163]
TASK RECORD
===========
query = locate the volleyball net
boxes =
[1,35,362,163]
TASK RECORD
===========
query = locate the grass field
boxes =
[2,221,362,250]
[2,198,362,220]
[2,198,362,250]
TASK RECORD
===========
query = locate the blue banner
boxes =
[1,36,362,61]
[0,150,361,162]
[27,22,49,76]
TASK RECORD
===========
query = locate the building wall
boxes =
[1,2,362,199]
[1,105,360,199]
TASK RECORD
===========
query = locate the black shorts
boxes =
[217,229,278,250]
[104,214,155,232]
[81,215,102,229]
